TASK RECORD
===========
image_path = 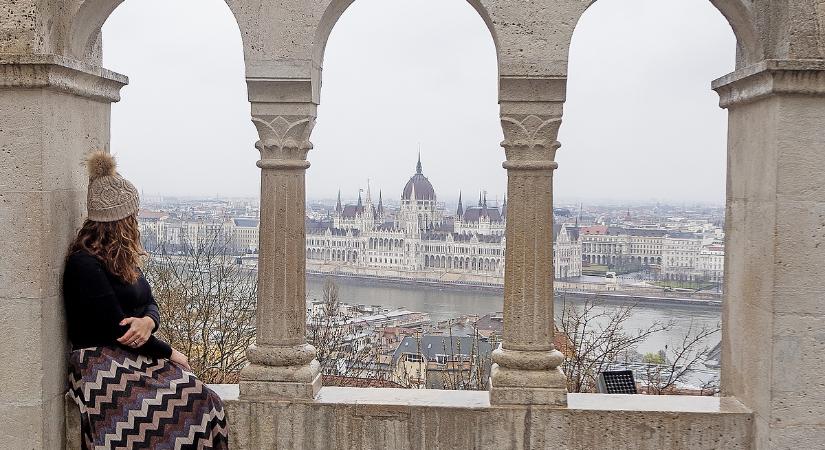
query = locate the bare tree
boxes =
[143,231,257,384]
[306,278,382,385]
[307,279,345,370]
[556,293,721,395]
[557,294,671,393]
[437,323,492,391]
[639,320,720,395]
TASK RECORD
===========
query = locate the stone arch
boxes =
[67,0,125,59]
[707,0,763,65]
[312,0,500,96]
[68,0,245,61]
[580,0,761,66]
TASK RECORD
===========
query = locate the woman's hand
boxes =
[170,348,191,371]
[117,316,155,348]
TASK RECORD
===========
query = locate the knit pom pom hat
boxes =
[85,151,140,222]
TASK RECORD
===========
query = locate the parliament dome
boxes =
[402,156,436,201]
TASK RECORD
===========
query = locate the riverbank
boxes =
[306,271,722,309]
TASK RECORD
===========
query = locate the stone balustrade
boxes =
[65,387,754,450]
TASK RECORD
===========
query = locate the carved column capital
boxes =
[252,114,315,167]
[500,114,562,165]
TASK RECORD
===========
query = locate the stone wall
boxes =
[225,387,754,450]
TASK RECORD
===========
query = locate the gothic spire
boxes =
[357,191,363,208]
[456,192,464,218]
[478,191,483,207]
[482,191,488,208]
[502,195,507,218]
[416,152,422,175]
[336,189,342,213]
[378,190,384,215]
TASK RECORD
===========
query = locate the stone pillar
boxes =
[239,78,321,400]
[490,77,568,406]
[713,60,825,448]
[0,55,126,449]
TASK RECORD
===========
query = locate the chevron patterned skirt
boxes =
[68,346,228,450]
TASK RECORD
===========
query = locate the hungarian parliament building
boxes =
[304,157,582,283]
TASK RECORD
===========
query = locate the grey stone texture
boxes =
[713,60,825,446]
[2,0,825,448]
[224,388,754,450]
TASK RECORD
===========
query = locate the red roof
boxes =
[138,209,167,220]
[581,225,608,235]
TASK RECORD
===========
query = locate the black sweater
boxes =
[63,251,173,359]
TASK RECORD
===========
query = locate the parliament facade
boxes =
[305,157,582,283]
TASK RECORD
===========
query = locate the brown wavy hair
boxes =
[68,215,146,284]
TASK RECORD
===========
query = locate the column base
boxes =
[239,373,321,401]
[489,347,568,406]
[239,344,321,400]
[489,379,567,406]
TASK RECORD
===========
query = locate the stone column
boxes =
[713,60,825,448]
[0,55,126,448]
[239,79,321,400]
[490,77,568,406]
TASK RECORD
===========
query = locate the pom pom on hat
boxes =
[86,151,117,180]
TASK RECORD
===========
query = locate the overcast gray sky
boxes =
[103,0,734,205]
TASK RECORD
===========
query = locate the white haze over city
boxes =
[103,0,735,205]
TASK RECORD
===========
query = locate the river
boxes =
[307,276,722,386]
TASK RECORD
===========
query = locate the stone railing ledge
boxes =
[567,393,751,414]
[315,386,491,409]
[209,384,241,402]
[211,385,752,415]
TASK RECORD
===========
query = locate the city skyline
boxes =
[140,191,727,208]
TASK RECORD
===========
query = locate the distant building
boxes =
[392,334,493,390]
[660,232,705,281]
[231,217,260,253]
[305,156,582,281]
[696,243,725,283]
[580,226,668,267]
[579,225,723,282]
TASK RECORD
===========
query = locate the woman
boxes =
[64,151,228,449]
